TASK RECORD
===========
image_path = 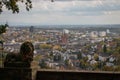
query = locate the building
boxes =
[61,29,69,44]
[99,31,107,37]
[90,31,98,38]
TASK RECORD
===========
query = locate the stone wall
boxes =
[36,70,120,80]
[0,68,120,80]
[0,68,32,80]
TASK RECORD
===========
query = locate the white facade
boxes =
[90,31,98,38]
[106,29,110,33]
[63,29,69,34]
[99,31,107,37]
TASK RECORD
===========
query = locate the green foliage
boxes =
[53,45,62,51]
[102,66,114,71]
[33,54,42,61]
[103,44,107,53]
[79,57,89,69]
[91,63,99,70]
[0,0,32,14]
[79,58,89,69]
[82,57,88,62]
[40,44,52,49]
[115,54,120,65]
[116,40,120,54]
[39,60,47,69]
[94,54,99,61]
[77,52,82,60]
[114,66,120,71]
[64,59,74,69]
[54,54,61,61]
[65,59,69,66]
[112,38,120,66]
[0,24,8,34]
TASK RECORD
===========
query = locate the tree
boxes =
[64,59,74,70]
[40,44,52,49]
[103,44,107,53]
[94,54,99,61]
[0,0,32,35]
[39,60,47,69]
[53,54,62,61]
[0,0,32,14]
[53,45,62,51]
[79,59,89,69]
[102,66,114,71]
[77,52,82,60]
[0,0,31,41]
[0,0,55,14]
[0,23,8,35]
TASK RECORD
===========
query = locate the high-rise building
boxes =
[29,26,34,33]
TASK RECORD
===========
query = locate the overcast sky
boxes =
[0,0,120,26]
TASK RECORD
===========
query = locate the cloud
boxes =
[31,0,120,16]
[0,0,120,25]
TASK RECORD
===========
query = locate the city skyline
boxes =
[0,0,120,26]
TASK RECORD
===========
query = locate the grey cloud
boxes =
[61,1,120,16]
[32,0,120,16]
[1,0,120,25]
[67,2,120,12]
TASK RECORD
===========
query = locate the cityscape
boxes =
[0,25,120,71]
[0,0,120,80]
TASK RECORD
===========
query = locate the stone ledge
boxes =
[36,70,120,80]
